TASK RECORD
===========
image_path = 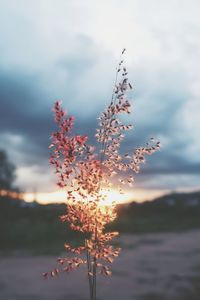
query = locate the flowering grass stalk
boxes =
[43,49,160,300]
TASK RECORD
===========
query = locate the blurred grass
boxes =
[0,195,200,254]
[0,196,84,254]
[111,199,200,233]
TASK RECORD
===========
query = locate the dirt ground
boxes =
[0,230,200,300]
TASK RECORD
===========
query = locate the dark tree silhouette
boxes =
[0,150,16,195]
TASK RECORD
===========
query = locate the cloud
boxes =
[0,0,200,193]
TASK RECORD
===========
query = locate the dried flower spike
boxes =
[44,51,160,300]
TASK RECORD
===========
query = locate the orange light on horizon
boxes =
[23,188,165,205]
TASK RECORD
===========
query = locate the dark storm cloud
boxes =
[0,70,53,161]
[0,0,199,193]
[0,62,199,180]
[0,64,104,168]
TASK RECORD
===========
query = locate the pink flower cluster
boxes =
[44,50,160,300]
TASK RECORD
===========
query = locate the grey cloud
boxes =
[0,59,199,192]
[0,0,200,192]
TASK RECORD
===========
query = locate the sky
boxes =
[0,0,200,202]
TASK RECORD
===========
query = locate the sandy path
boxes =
[0,230,200,300]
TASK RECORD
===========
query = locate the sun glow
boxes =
[23,188,165,205]
[24,188,134,206]
[99,189,133,206]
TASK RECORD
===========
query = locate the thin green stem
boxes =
[86,245,93,300]
[92,256,96,300]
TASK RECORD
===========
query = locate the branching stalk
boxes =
[44,49,160,300]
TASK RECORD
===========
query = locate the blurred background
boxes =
[0,1,200,299]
